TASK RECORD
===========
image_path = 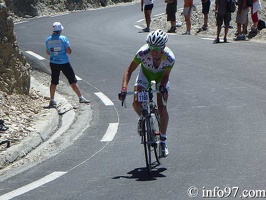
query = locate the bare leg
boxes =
[171,20,176,27]
[50,84,57,100]
[157,93,169,135]
[184,14,191,32]
[237,23,241,34]
[144,9,152,29]
[203,13,208,27]
[71,82,82,98]
[217,25,221,39]
[224,26,229,39]
[132,86,144,116]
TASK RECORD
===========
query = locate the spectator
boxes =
[201,0,211,31]
[250,0,262,32]
[213,0,232,43]
[182,0,193,35]
[235,0,249,40]
[45,22,90,107]
[166,0,177,33]
[141,0,154,32]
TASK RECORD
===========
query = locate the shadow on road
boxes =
[112,167,167,181]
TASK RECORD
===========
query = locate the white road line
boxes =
[76,75,82,81]
[14,21,27,25]
[50,13,69,17]
[94,92,114,106]
[154,13,164,17]
[202,37,227,42]
[201,37,215,41]
[0,171,67,200]
[134,24,143,29]
[101,123,119,142]
[25,51,45,60]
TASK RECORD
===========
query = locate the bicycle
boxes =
[119,82,167,174]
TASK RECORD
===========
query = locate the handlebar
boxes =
[120,89,167,108]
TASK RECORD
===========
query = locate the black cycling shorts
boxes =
[50,62,77,85]
[166,1,177,21]
[216,13,231,27]
[202,0,210,14]
[144,4,154,10]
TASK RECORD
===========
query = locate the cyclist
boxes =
[118,29,175,157]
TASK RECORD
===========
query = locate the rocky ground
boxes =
[0,70,50,155]
[1,0,266,166]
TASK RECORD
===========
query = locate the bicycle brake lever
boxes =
[121,100,127,108]
[124,101,127,108]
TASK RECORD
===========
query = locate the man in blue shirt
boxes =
[45,22,89,107]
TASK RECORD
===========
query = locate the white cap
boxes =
[53,22,64,32]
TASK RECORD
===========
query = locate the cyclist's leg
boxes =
[156,81,170,157]
[133,70,149,115]
[133,86,144,115]
[156,81,170,135]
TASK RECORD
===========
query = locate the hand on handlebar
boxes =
[118,91,127,101]
[118,87,127,106]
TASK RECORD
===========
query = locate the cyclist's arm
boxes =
[160,68,171,87]
[121,60,139,89]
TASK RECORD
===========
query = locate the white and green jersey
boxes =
[133,44,175,84]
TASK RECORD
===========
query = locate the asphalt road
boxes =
[1,1,266,199]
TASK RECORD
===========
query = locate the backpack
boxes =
[258,19,266,30]
[227,0,236,13]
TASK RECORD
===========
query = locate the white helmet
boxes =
[53,22,64,32]
[146,29,168,47]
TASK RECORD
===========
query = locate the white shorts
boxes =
[183,7,192,16]
[134,69,170,92]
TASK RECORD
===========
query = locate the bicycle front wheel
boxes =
[142,117,152,174]
[153,109,161,163]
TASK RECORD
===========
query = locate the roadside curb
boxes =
[0,76,76,168]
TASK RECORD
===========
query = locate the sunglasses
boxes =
[149,45,162,51]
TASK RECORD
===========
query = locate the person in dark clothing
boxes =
[201,0,211,30]
[166,0,177,33]
[213,0,232,43]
